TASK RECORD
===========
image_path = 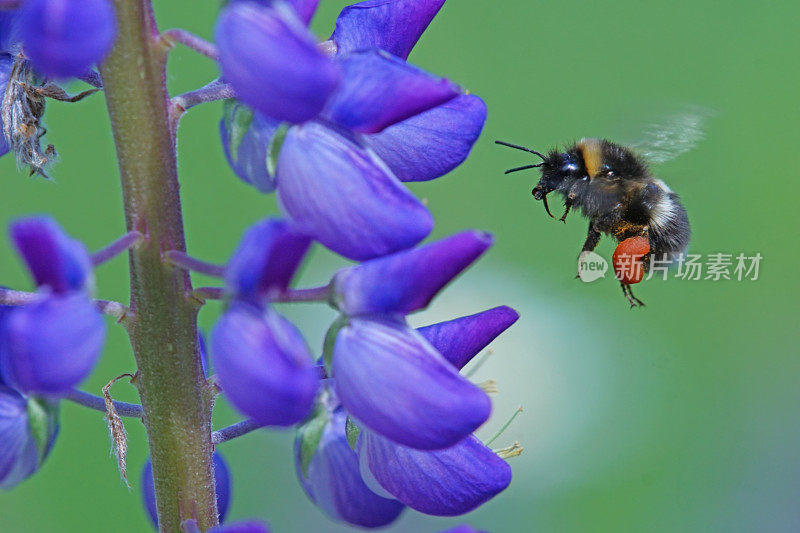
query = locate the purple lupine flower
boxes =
[224,217,311,303]
[215,1,341,123]
[328,231,496,450]
[219,0,486,261]
[0,217,105,395]
[353,306,516,516]
[19,0,117,79]
[0,343,60,491]
[332,317,490,450]
[211,218,318,426]
[142,452,232,528]
[295,302,517,525]
[212,303,318,426]
[295,398,405,528]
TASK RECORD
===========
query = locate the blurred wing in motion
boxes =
[629,106,715,164]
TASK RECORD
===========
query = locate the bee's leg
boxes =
[576,225,602,278]
[581,225,601,252]
[558,200,572,223]
[620,283,646,308]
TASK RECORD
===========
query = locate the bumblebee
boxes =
[497,137,691,307]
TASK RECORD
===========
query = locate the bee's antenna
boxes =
[504,164,543,174]
[495,140,548,161]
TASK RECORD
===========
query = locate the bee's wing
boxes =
[626,106,715,165]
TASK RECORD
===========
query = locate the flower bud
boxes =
[141,452,231,528]
[0,384,59,490]
[19,0,117,78]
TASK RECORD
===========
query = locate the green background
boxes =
[1,0,797,531]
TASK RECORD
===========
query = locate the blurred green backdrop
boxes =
[1,0,798,531]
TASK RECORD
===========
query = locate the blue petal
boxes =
[332,230,492,316]
[9,216,92,294]
[142,452,232,527]
[359,431,512,515]
[19,0,116,79]
[276,121,432,261]
[0,385,38,489]
[216,1,341,123]
[219,101,282,193]
[333,318,491,450]
[323,50,459,134]
[365,94,487,182]
[211,303,318,426]
[295,408,405,528]
[0,294,105,396]
[332,0,445,60]
[225,218,311,302]
[417,306,519,370]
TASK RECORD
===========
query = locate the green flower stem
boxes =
[98,1,218,531]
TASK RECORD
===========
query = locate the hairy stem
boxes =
[98,1,218,531]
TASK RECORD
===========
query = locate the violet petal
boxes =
[0,294,105,396]
[365,94,487,182]
[19,0,116,79]
[276,121,432,261]
[332,0,445,60]
[211,303,318,426]
[324,50,459,134]
[225,218,312,301]
[333,318,490,450]
[359,431,511,515]
[418,306,519,370]
[332,230,492,316]
[295,408,405,527]
[216,1,341,123]
[9,216,92,294]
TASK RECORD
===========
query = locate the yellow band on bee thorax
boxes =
[578,138,603,179]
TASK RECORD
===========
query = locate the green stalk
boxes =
[99,1,218,531]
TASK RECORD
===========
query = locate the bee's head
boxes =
[531,150,583,200]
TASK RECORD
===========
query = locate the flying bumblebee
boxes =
[497,116,702,307]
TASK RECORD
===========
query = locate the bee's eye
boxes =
[600,165,615,177]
